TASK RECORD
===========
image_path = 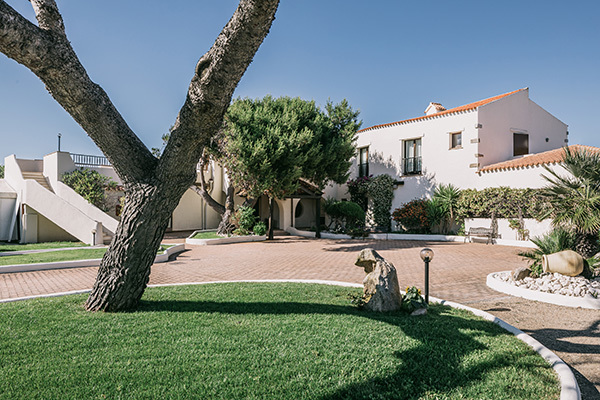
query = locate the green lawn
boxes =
[0,283,559,400]
[0,248,108,266]
[0,241,88,252]
[0,245,173,266]
[191,230,221,239]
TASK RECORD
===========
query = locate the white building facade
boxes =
[329,88,570,211]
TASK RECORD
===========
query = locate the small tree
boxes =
[222,96,361,239]
[62,168,117,211]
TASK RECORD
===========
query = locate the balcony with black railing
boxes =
[70,153,110,167]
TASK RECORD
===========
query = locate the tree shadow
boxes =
[137,298,557,399]
[321,240,465,253]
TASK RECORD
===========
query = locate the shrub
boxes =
[392,199,430,233]
[346,175,370,211]
[0,164,4,179]
[455,187,548,220]
[401,286,427,313]
[234,205,256,231]
[253,221,267,236]
[346,174,395,231]
[518,227,576,277]
[324,200,365,232]
[62,168,117,211]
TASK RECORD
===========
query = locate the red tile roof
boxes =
[479,145,600,172]
[358,88,527,133]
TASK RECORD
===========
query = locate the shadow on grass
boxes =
[138,299,556,399]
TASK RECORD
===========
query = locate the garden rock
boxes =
[512,267,531,281]
[355,248,402,312]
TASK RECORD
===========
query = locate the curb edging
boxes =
[487,272,600,310]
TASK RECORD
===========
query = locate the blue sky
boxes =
[1,0,599,163]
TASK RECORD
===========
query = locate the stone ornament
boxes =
[355,248,402,312]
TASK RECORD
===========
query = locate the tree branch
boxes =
[0,0,156,183]
[30,0,65,35]
[158,0,279,186]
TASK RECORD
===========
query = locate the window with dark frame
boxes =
[513,133,529,156]
[450,132,462,149]
[358,147,369,177]
[403,138,422,175]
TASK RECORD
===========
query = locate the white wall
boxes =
[0,181,17,241]
[477,89,568,168]
[354,110,479,210]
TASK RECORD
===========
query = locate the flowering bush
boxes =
[392,199,430,233]
[401,286,427,313]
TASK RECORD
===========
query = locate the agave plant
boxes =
[518,227,576,276]
[432,183,461,234]
[540,146,600,258]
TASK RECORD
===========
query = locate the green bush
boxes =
[392,199,430,233]
[61,168,117,211]
[346,174,394,231]
[234,205,256,231]
[456,187,548,220]
[0,164,4,179]
[401,286,427,313]
[324,200,365,232]
[518,227,576,277]
[253,221,267,236]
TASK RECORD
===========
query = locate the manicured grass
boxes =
[0,241,88,252]
[191,230,221,239]
[0,245,174,266]
[0,283,559,400]
[0,248,108,266]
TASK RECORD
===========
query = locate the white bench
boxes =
[465,227,493,244]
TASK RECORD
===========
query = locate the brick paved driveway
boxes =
[0,236,525,304]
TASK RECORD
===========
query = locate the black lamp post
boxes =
[57,133,62,152]
[419,248,434,304]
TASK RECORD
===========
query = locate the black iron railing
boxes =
[402,157,422,175]
[70,153,110,167]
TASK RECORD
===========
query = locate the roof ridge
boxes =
[479,144,600,173]
[358,88,528,133]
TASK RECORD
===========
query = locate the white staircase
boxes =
[21,172,53,192]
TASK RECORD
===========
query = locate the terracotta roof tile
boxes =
[358,88,527,133]
[479,145,600,172]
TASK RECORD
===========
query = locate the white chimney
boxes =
[424,102,446,116]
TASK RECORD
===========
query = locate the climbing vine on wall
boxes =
[455,187,548,221]
[347,174,395,231]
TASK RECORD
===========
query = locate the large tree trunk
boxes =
[85,183,183,311]
[0,0,280,311]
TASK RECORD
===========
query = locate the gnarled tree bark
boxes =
[0,0,279,311]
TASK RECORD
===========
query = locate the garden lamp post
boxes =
[57,133,62,152]
[419,248,434,304]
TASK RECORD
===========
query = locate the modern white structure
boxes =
[328,88,572,210]
[0,151,319,243]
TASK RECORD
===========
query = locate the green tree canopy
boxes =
[222,96,361,200]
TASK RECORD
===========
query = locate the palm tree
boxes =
[540,146,600,258]
[432,183,461,234]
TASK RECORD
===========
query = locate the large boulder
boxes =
[355,248,402,312]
